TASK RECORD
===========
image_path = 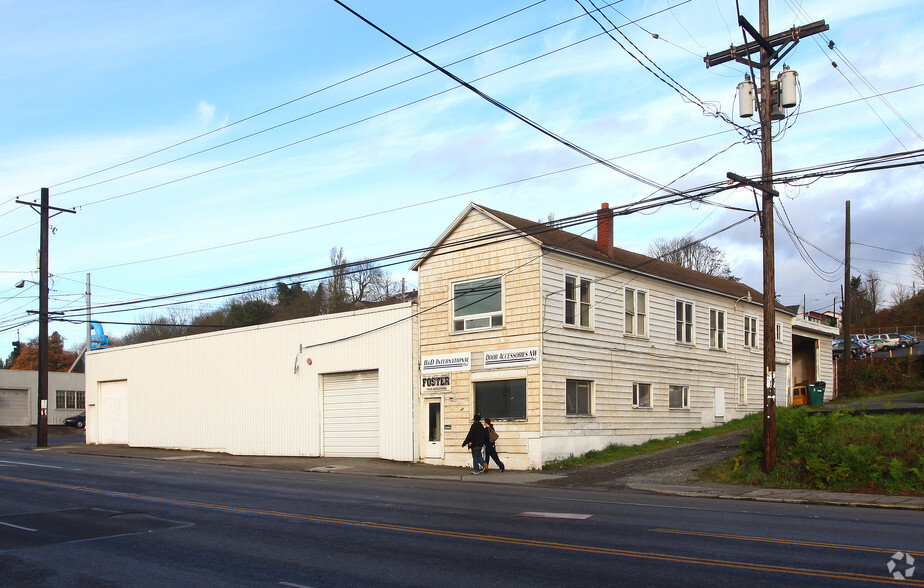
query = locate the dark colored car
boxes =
[64,413,85,428]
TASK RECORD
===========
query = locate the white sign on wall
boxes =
[484,346,540,368]
[422,373,451,394]
[422,353,471,373]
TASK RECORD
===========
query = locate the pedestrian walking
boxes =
[461,413,486,474]
[482,417,505,472]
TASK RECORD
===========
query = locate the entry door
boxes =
[99,380,129,444]
[425,399,442,459]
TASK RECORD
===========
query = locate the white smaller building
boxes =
[85,303,417,460]
[0,369,85,426]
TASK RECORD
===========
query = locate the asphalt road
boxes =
[1,435,921,586]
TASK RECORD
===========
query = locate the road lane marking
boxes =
[0,521,38,532]
[516,512,592,519]
[652,528,924,557]
[0,460,65,469]
[0,473,919,586]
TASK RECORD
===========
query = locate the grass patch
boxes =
[543,413,761,470]
[704,407,924,494]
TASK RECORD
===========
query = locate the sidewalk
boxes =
[28,433,924,512]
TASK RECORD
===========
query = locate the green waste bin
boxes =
[808,381,826,406]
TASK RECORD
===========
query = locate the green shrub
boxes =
[710,408,924,493]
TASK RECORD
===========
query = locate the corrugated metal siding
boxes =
[85,304,415,461]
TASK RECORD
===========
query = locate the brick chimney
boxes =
[596,202,614,258]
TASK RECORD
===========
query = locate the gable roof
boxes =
[413,203,783,311]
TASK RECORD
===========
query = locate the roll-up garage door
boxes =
[0,389,29,426]
[322,370,379,457]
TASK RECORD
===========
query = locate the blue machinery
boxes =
[90,321,109,350]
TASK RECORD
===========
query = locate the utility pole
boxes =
[706,4,827,473]
[16,188,75,447]
[842,201,851,392]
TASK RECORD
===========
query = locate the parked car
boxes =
[872,335,899,350]
[833,339,867,360]
[867,337,892,352]
[899,334,920,347]
[64,413,85,428]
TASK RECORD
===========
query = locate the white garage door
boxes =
[322,370,379,457]
[0,389,29,426]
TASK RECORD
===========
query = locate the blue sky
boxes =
[2,0,923,355]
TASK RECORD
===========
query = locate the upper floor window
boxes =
[453,277,502,333]
[566,380,592,415]
[625,288,648,337]
[744,315,758,348]
[775,322,783,342]
[565,275,591,328]
[675,299,694,343]
[709,308,726,350]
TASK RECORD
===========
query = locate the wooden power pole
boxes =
[705,3,827,473]
[17,188,75,447]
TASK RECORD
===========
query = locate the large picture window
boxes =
[625,288,648,337]
[566,380,592,415]
[676,299,694,343]
[475,379,526,419]
[453,277,502,333]
[565,275,591,328]
[709,308,726,350]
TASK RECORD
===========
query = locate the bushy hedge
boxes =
[725,408,923,493]
[838,356,923,398]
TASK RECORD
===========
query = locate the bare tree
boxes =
[647,236,739,281]
[325,247,350,312]
[912,245,924,289]
[347,259,386,303]
[864,269,882,312]
[890,283,912,307]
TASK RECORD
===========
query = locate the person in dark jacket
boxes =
[482,417,505,472]
[461,413,486,474]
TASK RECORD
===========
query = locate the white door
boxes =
[99,380,129,445]
[0,389,29,426]
[714,387,726,420]
[425,399,443,459]
[322,371,379,457]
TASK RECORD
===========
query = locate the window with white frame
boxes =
[566,380,592,415]
[669,385,689,409]
[55,389,85,410]
[744,315,758,348]
[632,382,651,408]
[453,277,502,333]
[675,299,694,343]
[625,287,648,336]
[709,308,726,350]
[775,322,783,342]
[474,379,526,419]
[738,377,748,404]
[565,275,592,328]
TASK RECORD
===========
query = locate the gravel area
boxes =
[539,429,751,490]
